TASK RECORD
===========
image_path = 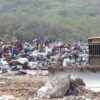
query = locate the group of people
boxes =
[0,37,49,60]
[0,38,89,68]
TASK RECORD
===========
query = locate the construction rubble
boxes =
[30,75,100,100]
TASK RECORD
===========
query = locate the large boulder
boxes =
[37,86,49,98]
[66,78,85,96]
[49,76,70,98]
[37,81,53,98]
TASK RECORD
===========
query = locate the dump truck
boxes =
[48,37,100,92]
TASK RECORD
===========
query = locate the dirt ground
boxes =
[0,75,100,100]
[0,75,48,100]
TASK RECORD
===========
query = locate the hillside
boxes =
[0,0,100,42]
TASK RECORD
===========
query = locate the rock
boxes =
[37,86,48,98]
[15,70,27,75]
[37,76,71,98]
[37,81,53,98]
[49,76,70,98]
[45,81,52,87]
[74,78,85,87]
[67,88,79,96]
[63,96,76,100]
[94,97,100,100]
[0,95,18,100]
[63,96,91,100]
[28,97,38,100]
[66,78,85,96]
[77,86,95,97]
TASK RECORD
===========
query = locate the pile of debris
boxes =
[0,57,49,75]
[31,75,99,100]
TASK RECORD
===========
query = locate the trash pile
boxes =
[31,75,98,100]
[0,38,89,74]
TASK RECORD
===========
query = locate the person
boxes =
[0,44,3,58]
[35,38,39,50]
[39,43,44,52]
[11,44,19,58]
[3,45,10,59]
[24,44,32,54]
[16,41,23,51]
[44,37,49,47]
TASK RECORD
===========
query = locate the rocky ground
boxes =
[0,75,100,100]
[0,75,48,100]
